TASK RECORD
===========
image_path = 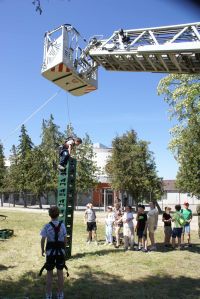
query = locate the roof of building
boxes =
[163,180,178,191]
[93,143,110,149]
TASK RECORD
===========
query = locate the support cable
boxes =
[2,90,61,143]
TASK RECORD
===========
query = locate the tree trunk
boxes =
[23,192,27,208]
[38,195,43,209]
[135,201,138,212]
[155,201,162,214]
[1,193,3,207]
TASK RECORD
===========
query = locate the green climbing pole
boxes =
[56,157,77,259]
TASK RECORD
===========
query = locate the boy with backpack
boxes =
[171,204,186,249]
[40,206,67,299]
[58,137,82,171]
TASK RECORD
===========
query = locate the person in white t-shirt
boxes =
[104,206,115,245]
[147,201,158,251]
[122,206,134,250]
[58,137,82,171]
[40,206,67,299]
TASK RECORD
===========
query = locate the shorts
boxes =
[137,230,147,239]
[183,224,190,234]
[87,222,97,232]
[172,227,183,239]
[46,254,65,271]
[164,226,172,237]
[148,223,156,234]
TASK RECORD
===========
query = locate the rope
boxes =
[2,90,61,143]
[66,92,71,125]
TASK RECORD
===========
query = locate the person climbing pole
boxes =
[58,137,82,171]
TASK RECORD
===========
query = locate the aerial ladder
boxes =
[41,21,200,257]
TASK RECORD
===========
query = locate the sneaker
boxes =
[57,292,64,299]
[108,242,113,246]
[46,293,52,299]
[87,240,91,244]
[58,165,65,171]
[141,248,148,253]
[149,245,157,251]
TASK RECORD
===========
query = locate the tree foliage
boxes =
[40,114,64,191]
[158,74,200,197]
[0,143,6,203]
[106,130,163,203]
[3,117,98,205]
[75,133,99,193]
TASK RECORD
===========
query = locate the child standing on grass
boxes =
[136,204,148,252]
[84,203,98,244]
[40,206,67,299]
[162,207,172,247]
[171,204,183,250]
[147,201,158,251]
[122,206,134,251]
[181,202,193,247]
[104,206,115,245]
[114,203,123,248]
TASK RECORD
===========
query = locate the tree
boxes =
[157,74,200,197]
[106,130,163,206]
[74,133,99,194]
[17,125,34,207]
[0,142,6,206]
[26,147,50,208]
[5,145,20,206]
[40,114,64,194]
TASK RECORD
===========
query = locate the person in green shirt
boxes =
[181,202,193,247]
[171,204,183,249]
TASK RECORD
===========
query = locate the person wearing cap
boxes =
[162,207,172,247]
[181,202,193,247]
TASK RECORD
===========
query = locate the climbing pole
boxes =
[56,157,77,259]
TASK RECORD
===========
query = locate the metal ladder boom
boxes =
[88,22,200,74]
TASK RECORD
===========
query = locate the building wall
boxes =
[158,191,199,212]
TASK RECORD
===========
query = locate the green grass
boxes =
[0,210,200,299]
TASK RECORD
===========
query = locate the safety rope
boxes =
[2,90,61,143]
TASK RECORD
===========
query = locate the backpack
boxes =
[176,212,187,227]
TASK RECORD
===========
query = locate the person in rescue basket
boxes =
[40,206,67,299]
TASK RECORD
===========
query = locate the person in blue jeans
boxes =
[171,204,183,249]
[104,206,115,245]
[181,202,193,247]
[58,137,82,170]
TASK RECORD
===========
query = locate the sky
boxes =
[0,0,199,179]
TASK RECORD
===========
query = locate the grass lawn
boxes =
[0,209,200,299]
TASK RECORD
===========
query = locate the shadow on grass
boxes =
[0,267,199,299]
[71,248,124,260]
[0,264,16,271]
[154,242,200,254]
